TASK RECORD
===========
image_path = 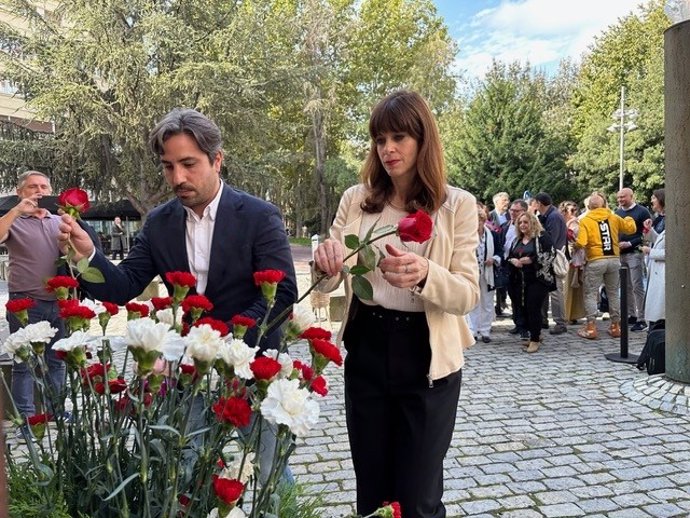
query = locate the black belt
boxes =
[356,303,426,326]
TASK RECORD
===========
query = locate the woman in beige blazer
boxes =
[314,90,479,518]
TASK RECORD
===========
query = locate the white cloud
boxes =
[454,0,643,80]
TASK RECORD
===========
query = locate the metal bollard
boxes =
[605,264,638,364]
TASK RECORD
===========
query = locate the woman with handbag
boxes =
[507,212,557,353]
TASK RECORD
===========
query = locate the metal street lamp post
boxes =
[607,86,638,191]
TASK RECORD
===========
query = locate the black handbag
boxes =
[494,264,510,289]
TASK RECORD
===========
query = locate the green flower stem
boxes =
[136,377,152,518]
[270,228,398,346]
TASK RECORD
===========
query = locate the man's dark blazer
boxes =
[81,183,298,350]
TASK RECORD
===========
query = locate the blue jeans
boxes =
[7,294,66,417]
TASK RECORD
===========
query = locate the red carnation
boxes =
[300,327,332,341]
[45,276,80,291]
[58,299,79,310]
[58,187,90,216]
[165,271,197,288]
[59,304,96,320]
[102,301,120,316]
[310,375,328,396]
[212,396,252,428]
[107,378,128,394]
[311,338,343,367]
[381,501,402,518]
[81,362,108,383]
[194,317,229,337]
[27,413,51,426]
[397,210,433,243]
[250,356,282,381]
[230,315,257,329]
[253,269,286,286]
[125,302,150,318]
[151,296,173,311]
[5,298,34,313]
[211,475,245,506]
[293,360,314,381]
[180,363,197,376]
[181,295,214,313]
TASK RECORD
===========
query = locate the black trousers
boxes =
[511,278,550,341]
[343,303,462,518]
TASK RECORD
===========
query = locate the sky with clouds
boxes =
[433,0,644,80]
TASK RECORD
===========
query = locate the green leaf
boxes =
[360,244,377,271]
[79,267,105,283]
[103,473,139,502]
[76,257,89,274]
[352,275,373,301]
[349,265,370,275]
[148,424,181,437]
[344,234,360,250]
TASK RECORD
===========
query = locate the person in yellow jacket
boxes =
[574,192,636,339]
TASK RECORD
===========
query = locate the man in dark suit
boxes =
[58,108,298,482]
[58,108,297,351]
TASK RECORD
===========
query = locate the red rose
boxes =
[165,271,197,288]
[211,475,245,506]
[27,413,51,426]
[253,269,286,286]
[310,338,343,367]
[300,327,332,341]
[212,396,252,428]
[45,276,80,291]
[151,296,173,311]
[397,210,433,243]
[125,302,150,318]
[98,301,118,316]
[181,295,214,313]
[230,315,257,329]
[194,317,229,337]
[58,187,90,214]
[5,298,34,313]
[250,356,282,381]
[310,375,328,396]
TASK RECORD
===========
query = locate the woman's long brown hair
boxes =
[360,90,447,214]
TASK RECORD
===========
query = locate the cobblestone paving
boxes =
[2,252,690,517]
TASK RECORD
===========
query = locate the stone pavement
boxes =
[2,250,690,517]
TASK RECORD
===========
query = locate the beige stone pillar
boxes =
[664,20,690,383]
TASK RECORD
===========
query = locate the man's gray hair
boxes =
[493,191,510,203]
[17,170,50,189]
[148,108,223,164]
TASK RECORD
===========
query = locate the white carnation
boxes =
[53,330,98,354]
[1,330,31,362]
[207,508,246,518]
[185,324,224,363]
[21,321,58,344]
[156,307,182,328]
[288,305,315,334]
[125,319,176,353]
[219,339,259,379]
[260,378,319,437]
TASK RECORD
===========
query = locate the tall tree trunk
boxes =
[312,104,329,236]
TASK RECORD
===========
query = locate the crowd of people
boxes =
[469,186,666,348]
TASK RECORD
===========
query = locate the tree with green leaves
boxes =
[446,61,574,204]
[569,0,669,201]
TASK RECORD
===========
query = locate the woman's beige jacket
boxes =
[317,184,480,382]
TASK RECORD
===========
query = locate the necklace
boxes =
[388,199,406,210]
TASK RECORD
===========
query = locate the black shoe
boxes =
[631,321,647,332]
[628,316,637,325]
[550,324,567,335]
[541,322,549,330]
[520,330,530,339]
[481,335,492,343]
[509,326,520,334]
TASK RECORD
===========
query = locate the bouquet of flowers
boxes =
[1,203,431,518]
[2,270,341,518]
